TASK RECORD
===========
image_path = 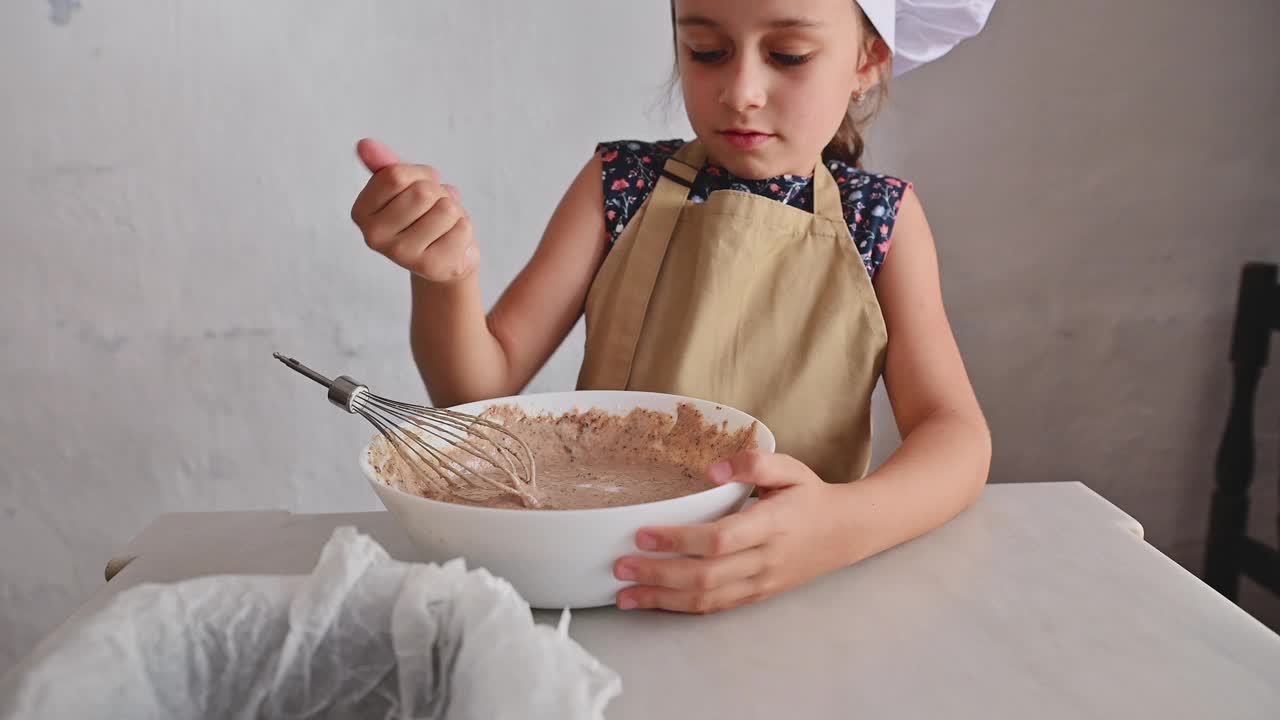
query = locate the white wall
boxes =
[2,0,1277,673]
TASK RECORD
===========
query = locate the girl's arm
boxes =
[407,153,608,407]
[832,185,992,563]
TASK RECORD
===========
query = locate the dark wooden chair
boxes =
[1205,262,1280,600]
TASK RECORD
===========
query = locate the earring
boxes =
[852,89,865,104]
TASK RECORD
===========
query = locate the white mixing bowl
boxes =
[359,390,775,609]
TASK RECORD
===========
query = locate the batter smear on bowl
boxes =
[368,403,757,510]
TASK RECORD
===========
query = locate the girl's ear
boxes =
[855,37,891,94]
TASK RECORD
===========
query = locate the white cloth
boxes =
[857,0,997,75]
[0,527,621,720]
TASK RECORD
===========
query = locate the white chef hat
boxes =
[857,0,997,75]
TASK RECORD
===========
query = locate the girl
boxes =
[349,0,996,614]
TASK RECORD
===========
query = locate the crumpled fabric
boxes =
[0,527,621,720]
[857,0,998,75]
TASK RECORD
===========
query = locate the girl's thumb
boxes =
[356,137,400,173]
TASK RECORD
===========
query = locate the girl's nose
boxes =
[718,57,767,113]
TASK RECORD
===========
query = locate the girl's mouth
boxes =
[719,130,776,149]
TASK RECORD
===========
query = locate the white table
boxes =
[38,483,1280,717]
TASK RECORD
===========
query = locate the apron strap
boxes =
[812,158,846,225]
[593,140,705,389]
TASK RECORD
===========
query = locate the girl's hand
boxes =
[350,138,478,283]
[613,451,851,614]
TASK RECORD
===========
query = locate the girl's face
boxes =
[674,0,870,179]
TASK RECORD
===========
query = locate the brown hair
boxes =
[668,2,891,169]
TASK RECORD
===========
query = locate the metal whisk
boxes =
[274,353,538,507]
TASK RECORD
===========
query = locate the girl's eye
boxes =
[689,49,728,64]
[770,52,814,66]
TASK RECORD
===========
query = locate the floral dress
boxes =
[598,139,911,279]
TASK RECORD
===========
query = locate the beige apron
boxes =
[577,140,888,483]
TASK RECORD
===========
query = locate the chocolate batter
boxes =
[368,403,757,510]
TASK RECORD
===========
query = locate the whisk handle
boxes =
[274,352,367,414]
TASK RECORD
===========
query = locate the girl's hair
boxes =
[668,2,892,168]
